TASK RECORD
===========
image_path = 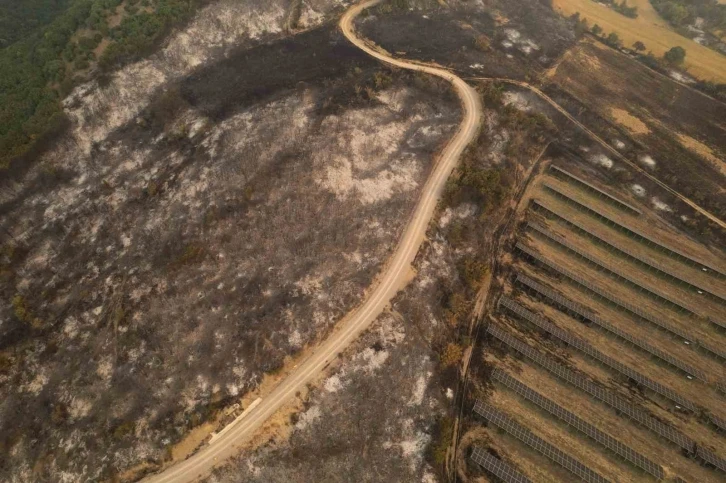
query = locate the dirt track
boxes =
[142,1,482,481]
[468,76,726,231]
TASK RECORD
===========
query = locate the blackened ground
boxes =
[0,18,461,482]
[181,25,376,120]
[357,0,574,79]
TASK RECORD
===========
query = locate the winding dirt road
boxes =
[143,1,481,482]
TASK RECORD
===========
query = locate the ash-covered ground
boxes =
[0,1,462,480]
[357,0,575,79]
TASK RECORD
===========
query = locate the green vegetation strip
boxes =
[0,0,204,168]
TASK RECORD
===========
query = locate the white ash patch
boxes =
[374,314,406,346]
[639,154,656,168]
[469,63,484,70]
[589,153,614,169]
[288,329,303,348]
[68,397,93,420]
[298,4,324,29]
[501,28,538,54]
[96,357,114,382]
[295,404,322,431]
[383,420,431,472]
[294,274,323,296]
[439,202,476,228]
[670,70,695,84]
[651,197,673,212]
[487,129,510,165]
[323,374,344,393]
[407,124,450,149]
[407,372,431,407]
[504,29,521,42]
[343,251,363,265]
[63,317,80,339]
[318,156,419,205]
[446,388,454,399]
[631,184,646,197]
[502,91,532,111]
[352,347,389,373]
[24,371,49,395]
[422,470,438,483]
[613,139,626,149]
[375,86,413,113]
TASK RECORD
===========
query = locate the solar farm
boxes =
[467,162,726,482]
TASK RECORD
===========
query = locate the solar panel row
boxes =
[550,165,642,215]
[486,324,695,451]
[492,368,664,479]
[527,221,695,316]
[473,400,611,483]
[515,273,708,382]
[708,317,726,331]
[470,447,532,483]
[498,296,698,412]
[514,242,726,363]
[696,446,726,473]
[709,414,726,432]
[541,183,726,279]
[530,198,726,307]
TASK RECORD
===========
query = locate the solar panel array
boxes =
[696,446,726,473]
[470,447,532,483]
[491,368,664,479]
[550,166,642,215]
[710,414,726,432]
[542,182,726,279]
[526,221,696,316]
[473,400,611,483]
[486,324,696,451]
[515,242,726,363]
[708,317,726,331]
[531,198,726,306]
[487,324,726,474]
[498,296,698,411]
[515,273,708,382]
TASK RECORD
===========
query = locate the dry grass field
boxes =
[552,0,726,82]
[465,150,726,482]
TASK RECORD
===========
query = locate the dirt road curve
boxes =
[143,2,481,482]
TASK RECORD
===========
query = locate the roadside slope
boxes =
[143,1,482,481]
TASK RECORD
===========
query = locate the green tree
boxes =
[591,24,602,35]
[633,41,646,52]
[664,46,686,65]
[606,32,622,48]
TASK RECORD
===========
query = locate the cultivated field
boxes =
[552,0,726,82]
[463,151,726,482]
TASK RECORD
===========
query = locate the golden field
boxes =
[552,0,726,82]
